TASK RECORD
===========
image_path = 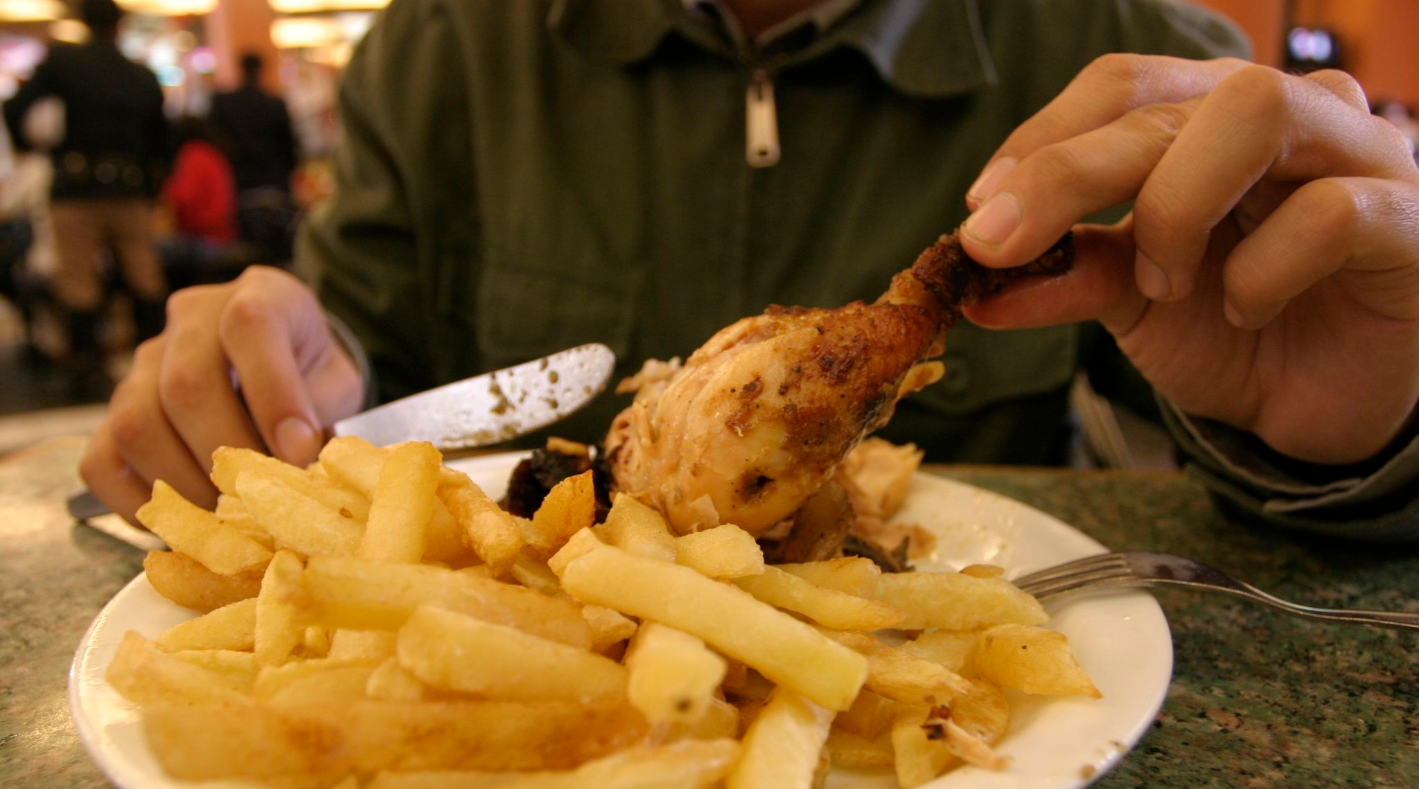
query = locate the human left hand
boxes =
[958,56,1419,465]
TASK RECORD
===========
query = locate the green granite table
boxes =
[3,437,1417,788]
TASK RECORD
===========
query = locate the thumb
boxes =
[963,222,1147,334]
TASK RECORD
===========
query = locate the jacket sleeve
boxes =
[299,0,476,403]
[2,55,58,151]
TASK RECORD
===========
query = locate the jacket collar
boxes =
[548,0,997,98]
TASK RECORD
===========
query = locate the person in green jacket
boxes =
[80,0,1419,538]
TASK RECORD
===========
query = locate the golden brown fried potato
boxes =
[211,446,371,522]
[900,630,978,676]
[868,570,1047,630]
[155,597,257,652]
[143,550,262,612]
[254,549,305,666]
[439,469,524,573]
[731,566,903,631]
[973,624,1101,698]
[236,474,362,558]
[141,700,650,779]
[560,542,867,711]
[673,524,764,578]
[727,688,833,789]
[360,442,442,563]
[138,481,273,576]
[523,471,597,556]
[624,623,726,724]
[298,556,592,649]
[825,727,894,769]
[396,605,626,703]
[819,629,972,705]
[773,557,880,596]
[106,631,249,706]
[596,493,676,562]
[832,688,896,740]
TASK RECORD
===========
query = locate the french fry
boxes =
[625,623,726,724]
[211,446,370,522]
[867,570,1047,630]
[268,665,377,704]
[155,597,257,652]
[255,550,305,665]
[581,605,638,653]
[214,495,275,550]
[682,696,739,741]
[731,566,903,631]
[973,624,1101,697]
[366,657,425,702]
[361,442,441,563]
[236,474,362,557]
[510,549,561,594]
[299,556,592,649]
[900,630,978,676]
[327,629,397,661]
[559,542,867,711]
[398,605,627,703]
[143,550,262,611]
[547,527,602,577]
[774,557,880,596]
[820,629,972,705]
[525,471,597,556]
[439,469,524,573]
[106,631,249,706]
[673,525,764,578]
[302,626,332,658]
[141,700,650,779]
[138,481,273,576]
[319,437,468,563]
[726,688,833,789]
[825,727,894,769]
[833,688,896,740]
[596,493,675,562]
[890,703,952,788]
[255,657,386,699]
[166,649,260,689]
[368,740,741,789]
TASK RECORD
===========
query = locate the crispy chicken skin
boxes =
[606,233,1072,536]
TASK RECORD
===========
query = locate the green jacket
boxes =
[305,0,1419,537]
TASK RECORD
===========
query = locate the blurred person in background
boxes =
[211,52,300,260]
[79,0,1419,541]
[158,116,238,292]
[0,117,56,367]
[2,0,169,397]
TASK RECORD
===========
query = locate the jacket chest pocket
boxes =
[909,322,1079,415]
[473,260,643,372]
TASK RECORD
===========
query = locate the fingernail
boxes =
[1136,254,1171,301]
[275,417,320,465]
[1223,299,1245,328]
[967,157,1017,205]
[964,193,1021,247]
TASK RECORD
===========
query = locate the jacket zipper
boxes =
[745,68,781,168]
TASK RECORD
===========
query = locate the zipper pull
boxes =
[746,69,781,168]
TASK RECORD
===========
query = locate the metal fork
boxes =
[1013,552,1419,631]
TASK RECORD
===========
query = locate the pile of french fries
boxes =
[110,436,1100,789]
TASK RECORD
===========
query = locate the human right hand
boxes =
[80,266,364,524]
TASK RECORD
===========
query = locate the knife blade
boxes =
[67,343,616,521]
[333,342,616,449]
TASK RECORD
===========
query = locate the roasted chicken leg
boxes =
[606,233,1072,536]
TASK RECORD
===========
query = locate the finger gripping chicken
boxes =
[606,233,1072,536]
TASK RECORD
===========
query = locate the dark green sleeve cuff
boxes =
[1161,398,1419,541]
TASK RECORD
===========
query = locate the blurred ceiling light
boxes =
[307,42,353,67]
[115,0,219,15]
[270,17,341,49]
[50,19,90,43]
[0,0,66,22]
[271,0,388,12]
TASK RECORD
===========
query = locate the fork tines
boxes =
[1013,552,1135,601]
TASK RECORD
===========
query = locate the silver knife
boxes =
[334,342,616,448]
[67,343,616,520]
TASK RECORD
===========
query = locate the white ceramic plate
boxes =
[70,453,1172,789]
